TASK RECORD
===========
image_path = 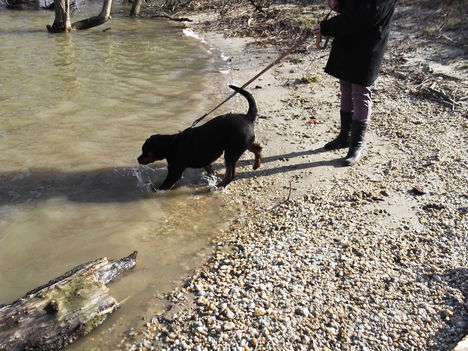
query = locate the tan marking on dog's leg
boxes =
[248,142,263,170]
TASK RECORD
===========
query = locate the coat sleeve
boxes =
[320,0,393,37]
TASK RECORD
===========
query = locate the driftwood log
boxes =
[0,251,137,351]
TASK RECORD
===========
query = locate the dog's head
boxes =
[137,134,172,165]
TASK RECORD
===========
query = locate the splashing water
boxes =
[129,165,159,192]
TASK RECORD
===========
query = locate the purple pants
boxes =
[340,80,372,122]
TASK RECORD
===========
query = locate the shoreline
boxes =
[125,5,467,351]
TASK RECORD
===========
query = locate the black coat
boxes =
[320,0,396,86]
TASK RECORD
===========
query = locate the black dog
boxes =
[137,85,262,190]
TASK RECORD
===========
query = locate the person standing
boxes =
[313,0,396,165]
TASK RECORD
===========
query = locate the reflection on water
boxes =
[0,6,230,350]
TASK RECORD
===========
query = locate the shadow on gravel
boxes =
[234,147,345,179]
[428,268,468,350]
[196,147,343,181]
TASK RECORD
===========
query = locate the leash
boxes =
[190,9,333,128]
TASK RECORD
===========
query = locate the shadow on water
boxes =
[0,148,344,207]
[0,165,176,206]
[0,148,343,206]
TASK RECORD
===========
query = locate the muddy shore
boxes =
[124,3,467,350]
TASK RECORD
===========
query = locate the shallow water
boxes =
[0,5,230,349]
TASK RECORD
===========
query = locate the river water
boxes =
[0,4,231,349]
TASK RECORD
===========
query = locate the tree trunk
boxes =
[46,0,71,33]
[0,251,137,351]
[130,0,143,16]
[47,0,112,32]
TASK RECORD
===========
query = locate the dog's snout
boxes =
[137,155,148,164]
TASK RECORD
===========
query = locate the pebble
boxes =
[223,322,235,331]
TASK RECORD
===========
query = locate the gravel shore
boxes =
[125,3,467,350]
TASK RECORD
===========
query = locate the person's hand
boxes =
[329,0,339,12]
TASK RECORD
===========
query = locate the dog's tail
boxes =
[229,85,257,122]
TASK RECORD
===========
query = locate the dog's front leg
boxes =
[216,163,235,188]
[204,164,214,175]
[159,165,184,190]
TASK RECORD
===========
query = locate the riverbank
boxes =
[125,2,467,350]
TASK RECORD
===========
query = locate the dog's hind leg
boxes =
[248,142,263,170]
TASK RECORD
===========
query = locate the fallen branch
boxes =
[413,81,461,110]
[71,13,111,30]
[150,14,192,22]
[71,0,112,31]
[267,179,295,212]
[0,251,137,351]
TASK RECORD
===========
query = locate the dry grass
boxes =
[149,0,467,53]
[181,1,329,46]
[399,0,467,37]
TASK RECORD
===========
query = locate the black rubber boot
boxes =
[343,120,368,166]
[324,111,352,150]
